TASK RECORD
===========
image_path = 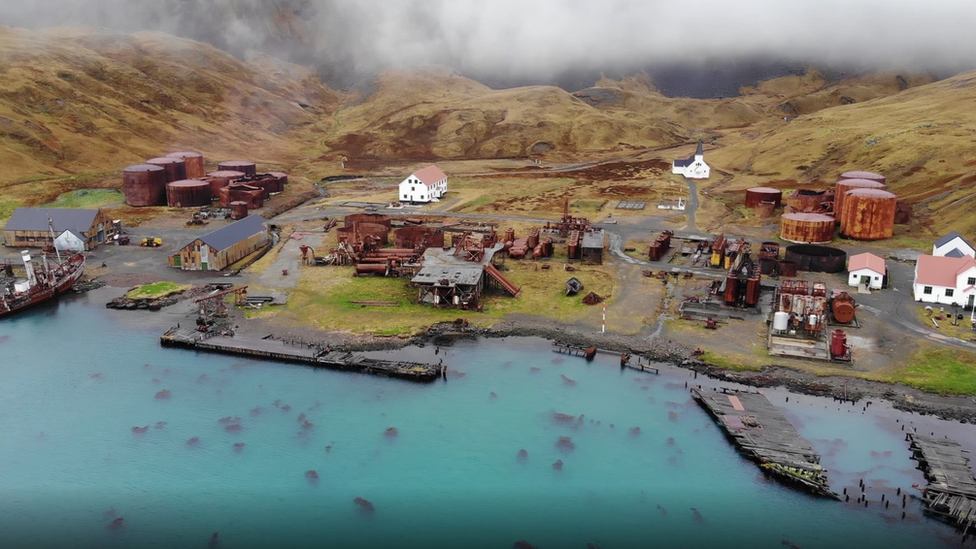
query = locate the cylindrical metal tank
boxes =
[344,213,392,228]
[724,276,739,306]
[355,264,388,276]
[831,330,848,358]
[504,228,515,243]
[230,201,248,220]
[526,230,540,249]
[780,213,835,244]
[839,171,886,185]
[166,179,212,208]
[778,260,798,277]
[835,178,887,228]
[745,187,783,208]
[122,164,167,206]
[218,185,264,208]
[785,190,829,212]
[393,227,444,249]
[356,222,391,246]
[146,157,187,183]
[773,311,790,332]
[831,292,857,324]
[267,172,289,192]
[840,188,897,241]
[166,152,206,179]
[784,245,848,273]
[755,202,776,218]
[745,276,761,307]
[218,161,257,177]
[206,170,246,199]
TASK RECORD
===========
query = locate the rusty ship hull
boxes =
[0,254,85,318]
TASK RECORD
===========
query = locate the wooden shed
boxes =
[2,208,114,250]
[581,229,606,265]
[169,215,269,271]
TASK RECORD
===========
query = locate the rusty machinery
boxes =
[545,198,591,237]
[195,286,248,327]
[723,254,761,308]
[648,231,674,262]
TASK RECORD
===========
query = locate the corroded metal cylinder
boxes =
[166,179,212,208]
[230,201,249,220]
[217,160,257,177]
[780,213,835,244]
[122,164,167,206]
[166,151,206,179]
[745,187,783,208]
[205,170,246,199]
[267,172,288,192]
[840,189,897,241]
[835,178,886,229]
[345,213,392,228]
[839,171,886,185]
[147,157,187,183]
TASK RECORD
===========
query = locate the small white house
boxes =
[54,230,86,252]
[398,165,448,204]
[932,231,976,259]
[671,140,710,180]
[913,254,976,308]
[848,252,886,290]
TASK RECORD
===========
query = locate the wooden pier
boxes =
[693,388,838,499]
[908,433,976,532]
[551,343,659,374]
[160,328,444,382]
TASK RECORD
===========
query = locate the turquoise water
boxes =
[0,291,973,549]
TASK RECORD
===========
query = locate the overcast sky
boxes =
[2,0,975,78]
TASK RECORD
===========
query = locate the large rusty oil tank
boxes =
[393,227,444,249]
[217,161,257,177]
[785,189,829,212]
[234,175,276,199]
[356,222,391,246]
[122,164,167,206]
[146,157,187,183]
[831,291,857,324]
[267,172,288,192]
[778,260,798,277]
[219,184,264,208]
[745,187,783,208]
[205,170,246,199]
[784,244,847,273]
[835,178,887,229]
[345,213,392,228]
[230,201,249,220]
[166,152,206,179]
[840,188,897,241]
[839,171,886,186]
[166,179,212,208]
[780,213,835,244]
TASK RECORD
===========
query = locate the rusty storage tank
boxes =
[267,172,288,191]
[356,222,391,246]
[503,228,516,243]
[835,178,887,228]
[238,175,276,199]
[784,244,847,273]
[345,213,392,228]
[724,276,739,306]
[217,161,257,177]
[831,292,857,324]
[146,157,187,183]
[755,202,776,218]
[206,170,246,199]
[785,190,828,212]
[166,179,212,208]
[840,188,897,241]
[166,151,205,179]
[780,213,835,244]
[839,171,886,186]
[831,330,848,359]
[394,227,444,249]
[230,201,249,220]
[219,184,264,209]
[745,276,761,307]
[778,260,798,277]
[745,187,783,208]
[122,164,167,206]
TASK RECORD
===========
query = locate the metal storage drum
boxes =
[122,164,167,206]
[840,188,897,241]
[230,201,248,220]
[146,157,187,183]
[166,152,206,179]
[773,311,790,331]
[166,179,212,208]
[217,161,257,177]
[745,187,783,208]
[780,213,835,244]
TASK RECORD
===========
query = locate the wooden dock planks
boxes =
[908,433,976,532]
[693,388,838,498]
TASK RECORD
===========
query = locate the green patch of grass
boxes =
[44,189,124,209]
[889,348,976,395]
[699,350,764,372]
[126,281,192,300]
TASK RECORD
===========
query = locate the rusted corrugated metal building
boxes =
[169,215,268,271]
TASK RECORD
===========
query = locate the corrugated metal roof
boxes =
[194,215,267,251]
[935,231,973,250]
[848,252,885,275]
[915,254,976,288]
[3,208,100,233]
[582,229,605,249]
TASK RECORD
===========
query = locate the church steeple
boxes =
[695,139,704,157]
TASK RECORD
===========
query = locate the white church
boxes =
[398,165,448,204]
[672,140,710,180]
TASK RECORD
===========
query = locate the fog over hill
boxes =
[2,0,974,94]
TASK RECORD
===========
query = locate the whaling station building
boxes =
[398,165,448,203]
[913,232,976,308]
[2,207,115,251]
[169,215,269,271]
[671,140,710,180]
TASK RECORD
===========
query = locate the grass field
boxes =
[887,348,976,395]
[126,281,191,300]
[44,189,124,209]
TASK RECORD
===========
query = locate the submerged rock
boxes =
[353,496,375,513]
[186,437,200,447]
[131,425,149,434]
[384,427,398,438]
[555,436,576,452]
[552,459,564,471]
[516,449,528,461]
[305,470,320,485]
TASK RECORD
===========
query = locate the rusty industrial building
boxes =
[411,232,520,309]
[169,215,269,271]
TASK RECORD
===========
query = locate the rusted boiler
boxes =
[219,184,264,208]
[840,188,897,241]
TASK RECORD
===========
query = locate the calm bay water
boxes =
[0,291,974,549]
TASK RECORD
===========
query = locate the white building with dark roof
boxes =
[671,140,710,180]
[398,165,448,203]
[932,232,975,259]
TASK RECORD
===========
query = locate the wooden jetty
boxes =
[551,343,660,374]
[908,433,976,532]
[160,328,444,382]
[693,388,838,499]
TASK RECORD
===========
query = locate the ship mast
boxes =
[47,216,63,263]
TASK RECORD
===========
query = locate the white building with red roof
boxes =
[848,252,886,290]
[398,165,448,203]
[913,254,976,307]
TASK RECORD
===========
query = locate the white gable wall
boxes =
[848,268,884,290]
[913,265,976,307]
[55,231,85,252]
[398,174,448,203]
[672,154,710,180]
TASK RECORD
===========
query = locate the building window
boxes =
[403,195,408,200]
[946,289,955,297]
[411,186,415,192]
[969,277,976,286]
[924,286,933,295]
